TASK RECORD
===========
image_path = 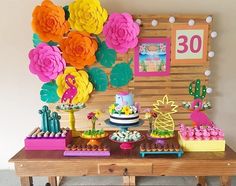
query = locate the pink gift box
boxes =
[24,130,72,150]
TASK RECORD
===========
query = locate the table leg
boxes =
[20,176,33,186]
[129,176,136,186]
[123,176,136,186]
[220,176,231,186]
[48,176,57,186]
[196,176,207,186]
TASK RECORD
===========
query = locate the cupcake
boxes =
[66,144,72,151]
[87,145,92,151]
[92,145,98,151]
[156,144,162,152]
[146,143,151,152]
[168,143,174,152]
[163,144,169,152]
[174,143,180,151]
[151,144,157,152]
[103,145,109,151]
[77,144,82,151]
[140,143,146,152]
[82,144,87,151]
[72,145,77,151]
[98,145,103,151]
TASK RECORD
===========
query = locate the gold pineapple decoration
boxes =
[152,95,178,138]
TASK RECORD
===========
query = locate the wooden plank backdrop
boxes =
[51,14,213,131]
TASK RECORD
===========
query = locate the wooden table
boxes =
[9,134,236,186]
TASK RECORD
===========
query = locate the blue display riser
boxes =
[140,150,184,158]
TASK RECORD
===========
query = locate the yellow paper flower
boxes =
[122,106,132,115]
[56,67,93,104]
[95,110,102,118]
[68,0,108,34]
[109,104,115,113]
[144,113,151,119]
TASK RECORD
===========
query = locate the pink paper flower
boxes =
[103,13,140,54]
[29,43,66,82]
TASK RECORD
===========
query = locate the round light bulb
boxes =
[207,87,213,94]
[206,16,213,23]
[188,19,195,26]
[169,16,176,23]
[211,31,218,38]
[204,70,211,76]
[151,19,158,27]
[208,51,215,58]
[136,19,142,25]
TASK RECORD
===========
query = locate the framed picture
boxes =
[134,38,170,76]
[171,24,209,64]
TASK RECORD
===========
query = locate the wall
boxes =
[1,0,236,169]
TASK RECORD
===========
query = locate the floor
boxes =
[1,170,236,186]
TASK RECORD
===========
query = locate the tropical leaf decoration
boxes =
[40,81,59,103]
[88,67,108,92]
[110,58,133,88]
[32,33,58,47]
[63,5,70,20]
[95,36,117,68]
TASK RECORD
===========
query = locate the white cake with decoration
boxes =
[108,92,139,125]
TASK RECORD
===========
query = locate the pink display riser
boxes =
[24,130,72,150]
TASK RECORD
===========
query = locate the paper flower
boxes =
[56,67,93,104]
[28,43,66,82]
[68,0,108,34]
[60,32,98,69]
[32,0,69,42]
[122,106,132,115]
[103,13,140,53]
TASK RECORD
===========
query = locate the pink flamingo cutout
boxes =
[61,74,77,103]
[190,99,213,127]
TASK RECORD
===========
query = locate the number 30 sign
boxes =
[171,24,209,64]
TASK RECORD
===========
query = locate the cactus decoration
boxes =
[39,105,61,133]
[49,112,61,133]
[189,79,207,100]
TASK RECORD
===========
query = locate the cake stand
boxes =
[56,105,85,137]
[105,119,144,132]
[147,133,174,145]
[109,134,145,150]
[105,119,145,150]
[79,132,109,146]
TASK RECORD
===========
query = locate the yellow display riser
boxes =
[178,132,225,152]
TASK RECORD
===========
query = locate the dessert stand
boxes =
[79,132,109,146]
[105,119,145,150]
[147,132,174,145]
[109,134,145,150]
[56,104,85,137]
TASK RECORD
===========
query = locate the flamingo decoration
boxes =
[190,99,213,127]
[61,74,77,103]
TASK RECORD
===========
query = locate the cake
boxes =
[108,92,139,126]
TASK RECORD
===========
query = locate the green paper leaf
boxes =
[40,81,59,103]
[95,37,117,68]
[32,33,58,47]
[88,67,109,92]
[63,5,70,20]
[110,58,133,88]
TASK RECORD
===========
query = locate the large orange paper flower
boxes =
[60,32,98,69]
[32,0,70,42]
